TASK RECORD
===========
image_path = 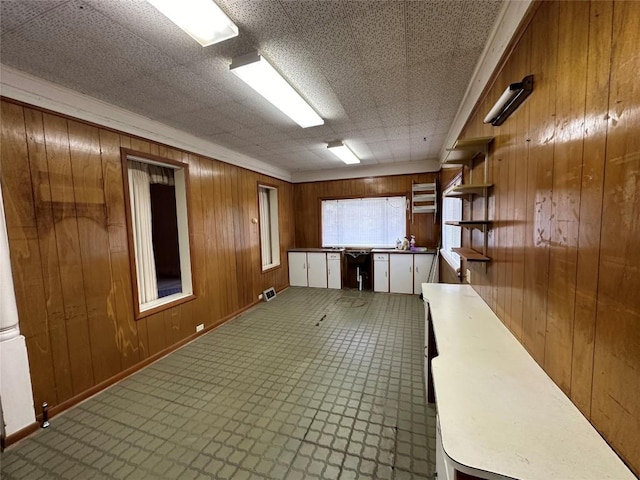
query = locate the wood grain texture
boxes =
[2,100,294,420]
[293,173,440,249]
[591,0,640,470]
[42,113,96,395]
[454,1,639,475]
[570,0,613,417]
[543,1,589,395]
[1,103,60,409]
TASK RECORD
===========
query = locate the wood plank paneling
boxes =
[99,128,139,369]
[2,99,294,424]
[570,0,613,417]
[293,173,440,249]
[544,0,590,394]
[42,113,95,395]
[453,1,640,475]
[68,120,120,384]
[521,1,559,366]
[1,102,59,409]
[591,0,640,470]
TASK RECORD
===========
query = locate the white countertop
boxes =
[422,283,636,480]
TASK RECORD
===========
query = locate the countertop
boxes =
[421,283,636,480]
[288,248,437,254]
[288,248,345,253]
[371,248,437,254]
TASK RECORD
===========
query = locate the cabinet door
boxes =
[307,252,328,288]
[288,252,308,287]
[373,254,389,292]
[389,254,413,294]
[413,254,435,294]
[327,254,341,289]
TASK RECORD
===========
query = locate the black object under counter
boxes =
[343,249,372,290]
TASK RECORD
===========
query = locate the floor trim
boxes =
[5,290,288,448]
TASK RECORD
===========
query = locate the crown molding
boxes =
[290,159,440,183]
[0,65,292,182]
[441,0,534,161]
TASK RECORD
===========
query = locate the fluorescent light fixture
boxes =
[148,0,238,46]
[230,52,324,128]
[484,75,534,126]
[327,141,360,165]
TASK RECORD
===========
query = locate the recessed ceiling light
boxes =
[148,0,238,47]
[327,141,360,165]
[230,52,324,129]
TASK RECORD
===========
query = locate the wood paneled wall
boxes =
[458,1,639,474]
[0,100,294,414]
[293,173,440,248]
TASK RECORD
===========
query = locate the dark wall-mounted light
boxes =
[483,75,534,126]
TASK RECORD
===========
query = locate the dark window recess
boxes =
[150,184,182,298]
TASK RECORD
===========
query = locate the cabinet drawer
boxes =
[373,254,388,261]
[327,253,341,260]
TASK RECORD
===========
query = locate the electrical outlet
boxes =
[258,293,263,300]
[466,269,471,284]
[196,323,204,333]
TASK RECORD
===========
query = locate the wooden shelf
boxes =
[443,136,494,166]
[452,136,494,150]
[443,149,479,166]
[445,220,491,230]
[452,247,490,262]
[444,183,493,197]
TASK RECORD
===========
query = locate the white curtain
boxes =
[128,161,158,304]
[259,187,272,266]
[148,164,175,186]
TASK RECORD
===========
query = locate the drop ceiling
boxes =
[0,0,504,181]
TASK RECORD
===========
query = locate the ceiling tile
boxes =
[1,0,505,173]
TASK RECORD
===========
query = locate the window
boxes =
[322,196,406,248]
[122,149,194,318]
[258,184,280,271]
[441,176,462,271]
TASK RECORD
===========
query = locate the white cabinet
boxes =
[389,254,413,294]
[373,253,389,292]
[289,252,308,287]
[288,251,340,289]
[413,254,435,294]
[307,252,328,288]
[327,253,342,289]
[374,252,436,294]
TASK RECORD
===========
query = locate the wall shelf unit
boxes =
[411,182,437,222]
[445,136,494,263]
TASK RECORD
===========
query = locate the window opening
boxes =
[124,153,194,317]
[321,196,407,248]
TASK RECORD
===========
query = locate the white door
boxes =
[373,254,389,292]
[288,252,308,287]
[413,254,434,294]
[307,252,328,288]
[389,254,413,294]
[327,253,341,289]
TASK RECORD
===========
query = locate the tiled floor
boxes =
[1,288,435,479]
